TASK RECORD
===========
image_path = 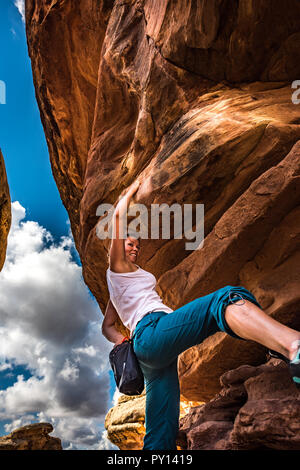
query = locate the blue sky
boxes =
[0,1,69,242]
[0,1,118,449]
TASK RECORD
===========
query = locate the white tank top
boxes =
[106,264,173,335]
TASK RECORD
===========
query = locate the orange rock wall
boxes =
[0,148,11,271]
[25,0,300,404]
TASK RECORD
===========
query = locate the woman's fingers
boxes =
[125,180,140,196]
[137,178,152,200]
[131,180,140,193]
[117,180,140,203]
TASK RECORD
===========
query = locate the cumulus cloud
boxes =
[112,387,122,407]
[14,0,25,23]
[0,362,12,372]
[0,202,117,449]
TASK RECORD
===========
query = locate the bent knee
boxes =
[224,299,254,318]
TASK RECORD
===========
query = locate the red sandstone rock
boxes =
[0,148,11,271]
[25,0,300,440]
[0,423,62,450]
[178,359,300,450]
[172,140,300,400]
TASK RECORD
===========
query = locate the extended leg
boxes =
[224,299,300,361]
[141,359,180,450]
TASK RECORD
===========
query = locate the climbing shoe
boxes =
[268,341,300,389]
[289,341,300,389]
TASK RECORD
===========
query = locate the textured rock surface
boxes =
[0,423,62,450]
[105,391,146,450]
[178,358,300,450]
[25,0,300,448]
[0,148,11,271]
[170,139,300,400]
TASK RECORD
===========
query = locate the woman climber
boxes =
[102,180,300,450]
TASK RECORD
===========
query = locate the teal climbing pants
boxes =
[132,285,262,450]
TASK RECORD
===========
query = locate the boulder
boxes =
[0,423,62,450]
[178,359,300,450]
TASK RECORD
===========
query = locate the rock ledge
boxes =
[0,423,62,450]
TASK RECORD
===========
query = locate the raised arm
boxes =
[109,180,140,271]
[102,299,126,346]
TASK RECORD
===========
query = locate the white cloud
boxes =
[0,362,12,372]
[14,0,25,23]
[58,359,80,383]
[112,387,122,406]
[72,345,97,358]
[4,414,37,433]
[0,202,117,449]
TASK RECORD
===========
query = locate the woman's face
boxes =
[125,237,140,263]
